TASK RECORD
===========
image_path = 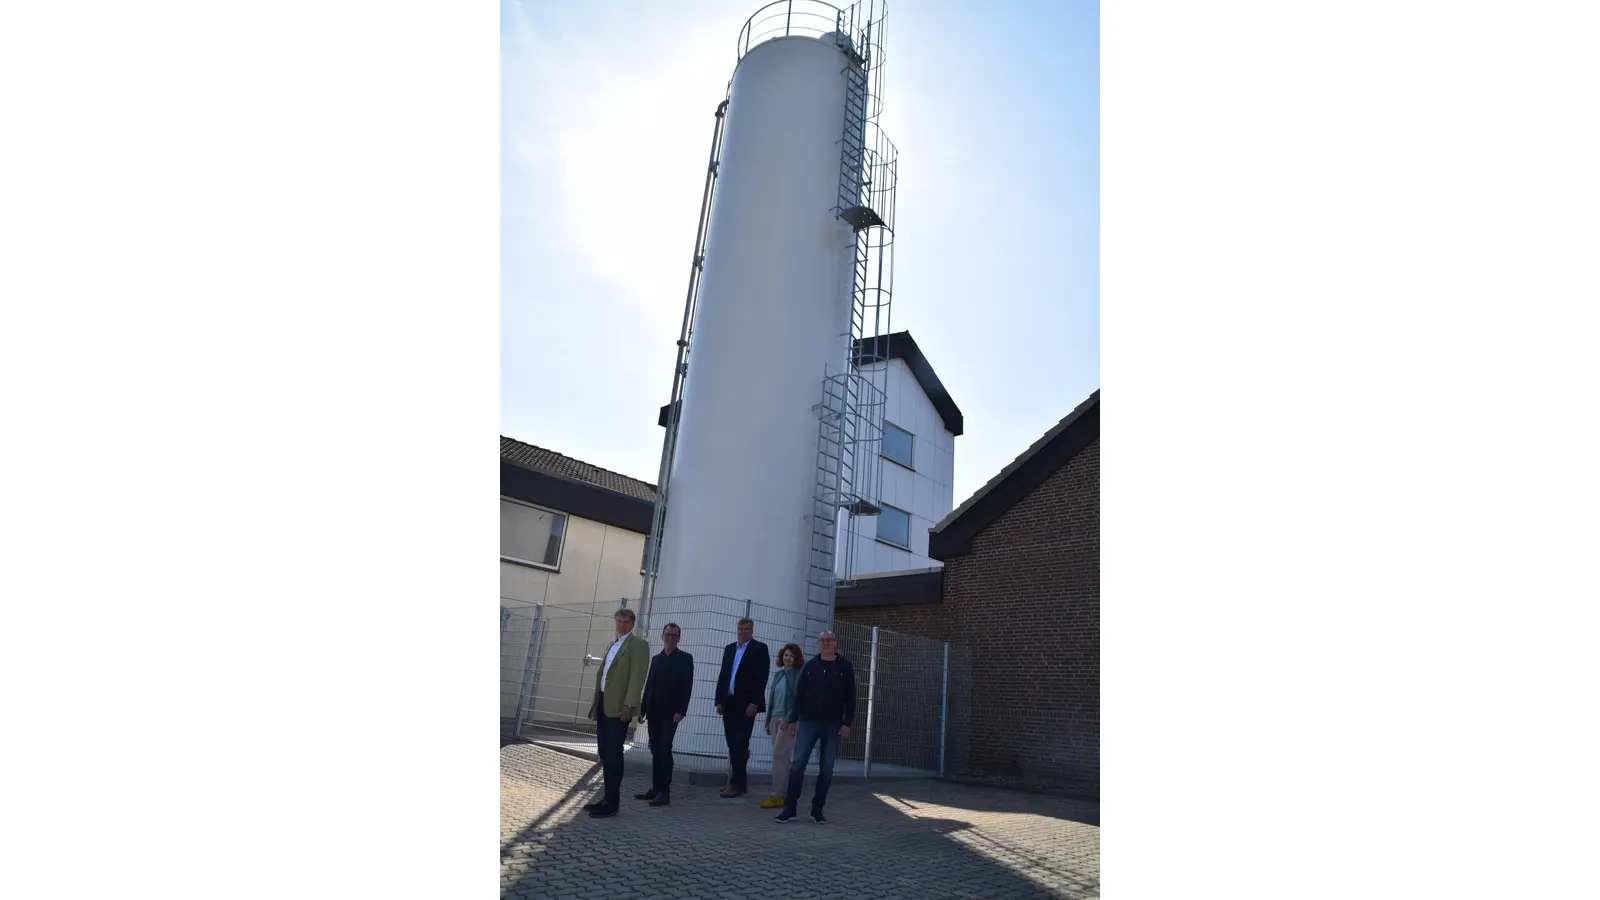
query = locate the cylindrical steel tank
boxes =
[652,33,858,613]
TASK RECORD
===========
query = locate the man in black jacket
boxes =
[713,617,770,798]
[635,621,694,806]
[775,631,855,825]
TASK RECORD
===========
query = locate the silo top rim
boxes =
[735,0,879,67]
[735,34,854,69]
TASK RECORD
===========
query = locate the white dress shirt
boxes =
[728,640,749,695]
[601,634,625,691]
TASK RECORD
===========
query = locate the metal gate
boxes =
[500,600,637,742]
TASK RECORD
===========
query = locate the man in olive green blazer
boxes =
[583,607,650,818]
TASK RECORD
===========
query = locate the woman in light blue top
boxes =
[760,642,805,809]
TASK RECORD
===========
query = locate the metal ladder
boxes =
[836,9,897,592]
[804,14,893,648]
[805,370,864,646]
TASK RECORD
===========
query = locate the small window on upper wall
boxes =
[500,497,567,570]
[882,422,914,469]
[876,504,911,549]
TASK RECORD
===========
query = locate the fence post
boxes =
[513,604,545,740]
[743,598,752,621]
[864,625,879,779]
[938,642,950,775]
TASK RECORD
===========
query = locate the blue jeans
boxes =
[783,720,840,815]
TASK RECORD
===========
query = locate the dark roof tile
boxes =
[499,436,658,503]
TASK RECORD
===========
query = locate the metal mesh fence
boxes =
[500,599,643,742]
[830,622,971,773]
[832,622,962,772]
[500,608,539,739]
[502,596,974,778]
[644,594,810,766]
[942,643,976,777]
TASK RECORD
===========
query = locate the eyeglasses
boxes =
[663,632,681,639]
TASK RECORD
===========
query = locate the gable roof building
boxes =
[834,389,1101,797]
[930,389,1098,558]
[500,436,657,535]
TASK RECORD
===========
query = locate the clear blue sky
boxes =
[502,0,1098,506]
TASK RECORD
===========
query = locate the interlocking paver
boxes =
[502,743,1098,899]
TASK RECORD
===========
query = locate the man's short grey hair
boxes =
[737,618,754,628]
[615,608,637,624]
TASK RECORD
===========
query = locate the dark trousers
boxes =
[593,690,627,807]
[646,713,679,796]
[722,711,756,790]
[784,719,841,815]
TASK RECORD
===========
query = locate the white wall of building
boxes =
[839,358,956,578]
[500,502,647,724]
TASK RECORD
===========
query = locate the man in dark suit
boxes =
[713,617,770,798]
[634,621,694,807]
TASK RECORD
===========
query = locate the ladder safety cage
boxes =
[807,0,898,646]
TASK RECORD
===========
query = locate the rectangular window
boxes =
[882,421,914,470]
[500,498,567,570]
[876,503,911,549]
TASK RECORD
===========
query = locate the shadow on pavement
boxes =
[500,758,601,860]
[501,743,1099,899]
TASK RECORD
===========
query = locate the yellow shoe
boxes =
[759,795,784,809]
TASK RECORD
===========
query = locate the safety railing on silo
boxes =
[736,0,878,64]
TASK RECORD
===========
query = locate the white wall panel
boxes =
[912,470,936,522]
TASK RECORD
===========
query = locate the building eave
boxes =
[929,390,1099,560]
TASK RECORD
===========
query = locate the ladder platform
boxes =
[841,499,881,516]
[839,205,886,231]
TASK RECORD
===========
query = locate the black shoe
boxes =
[588,803,617,818]
[634,790,657,800]
[810,811,827,824]
[775,809,796,823]
[582,799,606,810]
[648,794,670,807]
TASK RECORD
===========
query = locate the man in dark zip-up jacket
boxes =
[635,621,694,806]
[774,631,856,825]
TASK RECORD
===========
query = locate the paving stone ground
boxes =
[501,742,1099,900]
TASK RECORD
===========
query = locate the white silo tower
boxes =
[641,0,899,653]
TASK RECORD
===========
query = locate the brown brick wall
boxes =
[837,603,948,640]
[837,438,1099,795]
